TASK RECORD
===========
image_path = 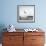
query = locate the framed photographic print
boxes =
[17,5,35,23]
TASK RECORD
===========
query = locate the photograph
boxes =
[17,5,35,23]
